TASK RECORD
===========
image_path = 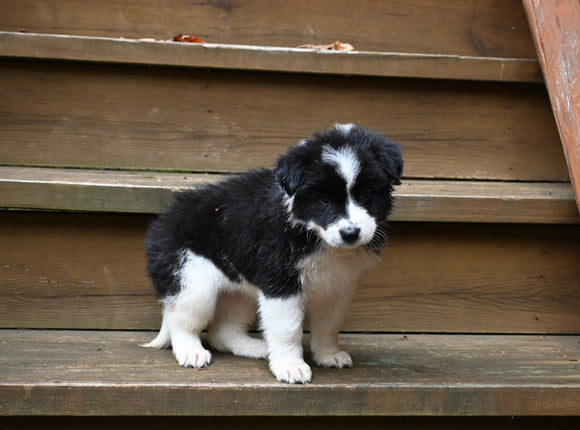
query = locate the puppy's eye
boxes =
[359,189,372,201]
[317,193,331,204]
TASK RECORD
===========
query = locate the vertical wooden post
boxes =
[523,0,580,211]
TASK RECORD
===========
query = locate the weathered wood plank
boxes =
[0,62,567,181]
[0,330,578,415]
[0,0,537,58]
[1,213,578,333]
[395,179,579,223]
[523,0,580,211]
[0,167,209,215]
[0,32,542,83]
[0,167,578,224]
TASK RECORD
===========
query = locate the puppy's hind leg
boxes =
[152,252,223,369]
[207,292,268,359]
[163,296,215,369]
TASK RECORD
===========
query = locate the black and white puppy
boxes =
[143,124,403,383]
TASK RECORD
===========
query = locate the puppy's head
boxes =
[274,123,403,249]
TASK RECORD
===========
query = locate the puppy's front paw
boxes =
[174,347,212,369]
[314,350,353,368]
[269,359,312,384]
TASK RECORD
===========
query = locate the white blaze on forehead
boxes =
[321,145,360,188]
[334,123,356,135]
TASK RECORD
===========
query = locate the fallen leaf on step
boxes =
[172,34,205,43]
[297,40,355,51]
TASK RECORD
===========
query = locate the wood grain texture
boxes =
[1,213,578,333]
[0,32,542,83]
[0,0,537,58]
[394,179,579,223]
[523,0,580,210]
[1,167,578,224]
[1,330,578,416]
[0,61,567,181]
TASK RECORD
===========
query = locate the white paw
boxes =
[269,359,312,384]
[174,347,212,369]
[314,350,353,368]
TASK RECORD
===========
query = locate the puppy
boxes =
[143,124,403,383]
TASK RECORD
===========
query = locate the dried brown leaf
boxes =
[172,34,205,44]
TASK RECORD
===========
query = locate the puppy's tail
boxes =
[141,320,171,349]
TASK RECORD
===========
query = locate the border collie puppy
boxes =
[143,124,403,383]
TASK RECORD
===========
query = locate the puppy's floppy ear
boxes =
[273,148,307,196]
[373,136,404,186]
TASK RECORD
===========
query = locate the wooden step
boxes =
[0,0,538,59]
[1,330,578,416]
[0,31,541,83]
[0,167,578,224]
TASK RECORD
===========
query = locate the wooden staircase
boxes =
[1,1,579,427]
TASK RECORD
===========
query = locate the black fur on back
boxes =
[146,170,319,299]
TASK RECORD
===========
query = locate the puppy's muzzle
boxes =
[339,224,361,244]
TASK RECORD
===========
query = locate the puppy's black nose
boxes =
[339,226,361,243]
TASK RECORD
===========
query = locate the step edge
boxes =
[0,31,543,82]
[1,167,578,223]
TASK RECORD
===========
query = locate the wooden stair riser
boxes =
[1,212,578,333]
[0,61,567,181]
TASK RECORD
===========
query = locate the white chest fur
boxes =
[299,247,381,299]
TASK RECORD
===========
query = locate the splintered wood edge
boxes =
[0,31,542,82]
[0,167,578,223]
